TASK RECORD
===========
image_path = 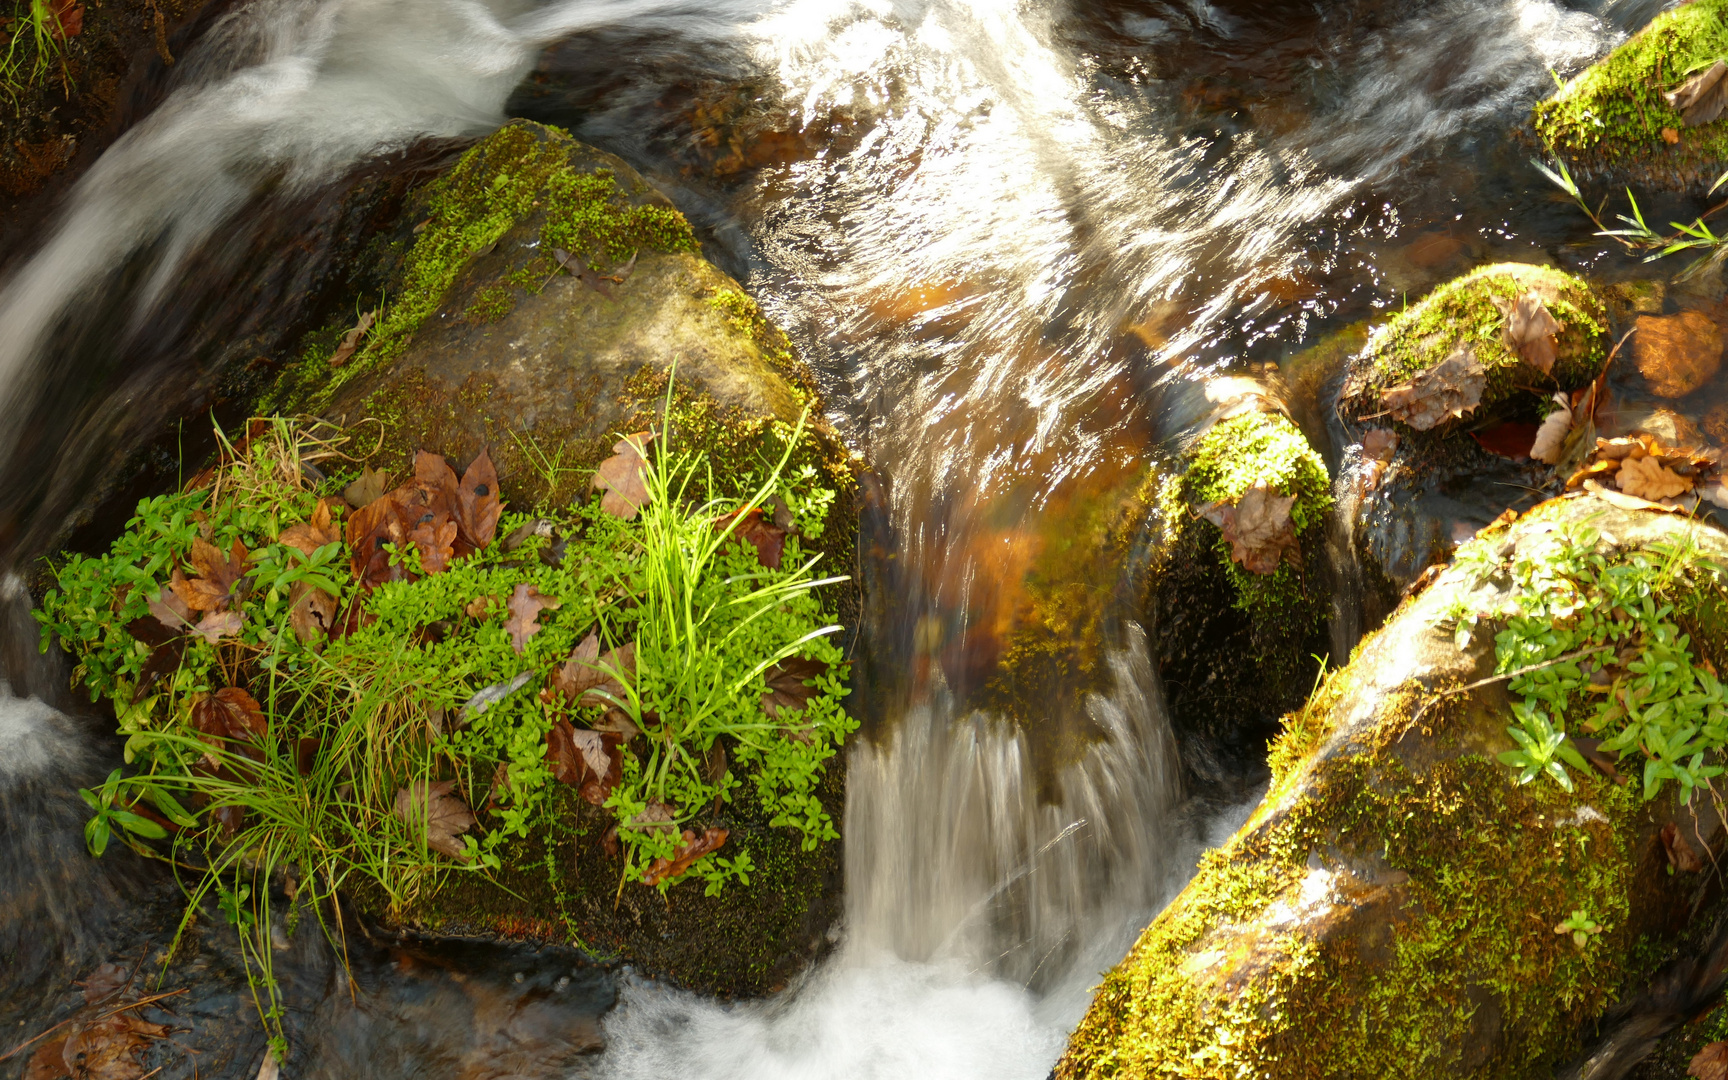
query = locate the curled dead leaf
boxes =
[278,499,341,557]
[642,827,730,887]
[1617,454,1691,500]
[547,720,624,806]
[1199,484,1300,576]
[552,633,635,708]
[171,537,251,612]
[1530,393,1573,465]
[1665,59,1728,127]
[1691,1040,1728,1080]
[1378,343,1486,431]
[343,466,389,509]
[1491,290,1561,375]
[455,449,503,550]
[716,507,790,569]
[328,310,377,368]
[1660,821,1705,873]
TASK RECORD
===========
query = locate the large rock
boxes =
[1532,0,1728,195]
[1058,493,1728,1078]
[260,120,859,997]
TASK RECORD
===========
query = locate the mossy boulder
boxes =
[1058,495,1728,1079]
[266,119,850,512]
[1532,0,1728,194]
[1340,263,1606,432]
[259,120,860,997]
[1149,400,1332,784]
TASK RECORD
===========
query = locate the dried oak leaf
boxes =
[393,779,475,859]
[1661,821,1706,873]
[1492,290,1562,375]
[504,583,559,653]
[761,656,829,719]
[1530,393,1574,465]
[408,514,457,574]
[642,827,730,887]
[42,1010,171,1080]
[1582,478,1687,514]
[1617,453,1691,500]
[343,466,389,509]
[170,537,250,612]
[455,448,502,550]
[594,432,653,519]
[1379,343,1486,431]
[1200,484,1300,576]
[552,633,635,707]
[327,310,376,368]
[278,499,341,557]
[1691,1041,1728,1080]
[717,507,789,569]
[47,0,81,40]
[1665,59,1728,127]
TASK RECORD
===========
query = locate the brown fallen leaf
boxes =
[327,310,377,367]
[642,827,730,886]
[1362,427,1398,462]
[346,493,409,587]
[1691,1040,1728,1080]
[170,537,251,612]
[1530,393,1573,465]
[1378,344,1486,431]
[1665,59,1728,127]
[278,499,341,557]
[78,962,131,1005]
[545,720,624,806]
[1617,454,1691,500]
[504,583,559,653]
[289,582,339,644]
[191,609,244,646]
[464,594,497,619]
[716,507,789,569]
[1582,478,1687,514]
[394,779,475,859]
[1660,821,1705,873]
[343,466,389,509]
[1663,126,1682,144]
[552,633,635,708]
[1492,290,1562,375]
[191,686,267,743]
[761,656,829,719]
[1200,483,1300,576]
[46,0,81,41]
[400,451,459,524]
[594,433,654,519]
[407,514,457,574]
[38,1009,171,1080]
[146,588,194,634]
[455,449,502,550]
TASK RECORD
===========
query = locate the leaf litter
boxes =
[1200,484,1300,575]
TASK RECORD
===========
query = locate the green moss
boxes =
[707,288,814,395]
[1361,264,1605,411]
[1533,0,1728,172]
[1181,412,1332,633]
[265,121,702,414]
[1059,698,1642,1079]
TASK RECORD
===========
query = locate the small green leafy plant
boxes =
[37,396,852,1051]
[1445,518,1728,802]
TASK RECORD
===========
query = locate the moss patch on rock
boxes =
[1058,498,1728,1079]
[1532,0,1728,192]
[1347,263,1606,429]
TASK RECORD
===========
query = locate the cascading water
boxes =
[0,0,1655,1075]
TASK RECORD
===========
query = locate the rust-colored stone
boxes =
[1634,311,1723,397]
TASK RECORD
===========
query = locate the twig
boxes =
[0,989,187,1062]
[1412,644,1603,723]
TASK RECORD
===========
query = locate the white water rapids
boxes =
[0,0,1648,1075]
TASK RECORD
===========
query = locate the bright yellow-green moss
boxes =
[1059,710,1641,1080]
[1362,264,1605,406]
[267,121,701,413]
[1180,411,1332,630]
[1533,0,1728,169]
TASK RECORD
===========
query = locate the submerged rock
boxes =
[1634,310,1724,398]
[1532,0,1728,195]
[1058,494,1728,1079]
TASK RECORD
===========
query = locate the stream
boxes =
[0,0,1682,1076]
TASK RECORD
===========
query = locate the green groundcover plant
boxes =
[36,398,853,1055]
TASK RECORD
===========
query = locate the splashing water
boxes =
[0,0,1644,1075]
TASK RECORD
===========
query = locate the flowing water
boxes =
[0,0,1679,1076]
